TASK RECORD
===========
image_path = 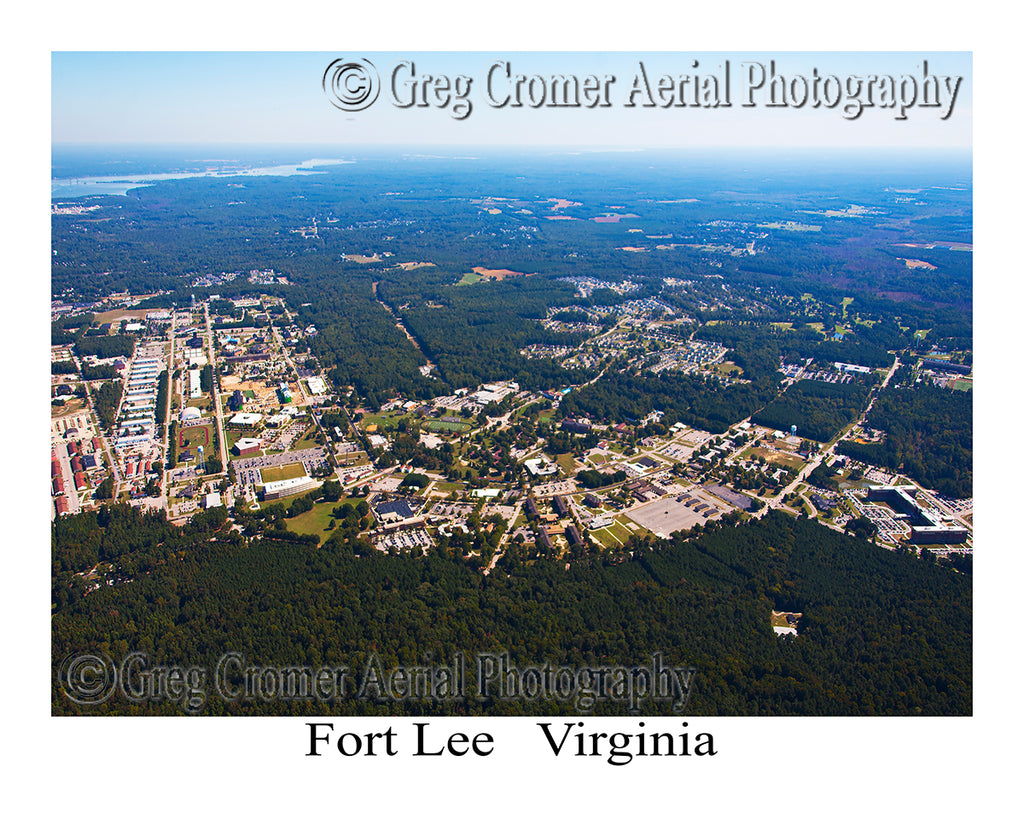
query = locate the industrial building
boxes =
[866,486,968,545]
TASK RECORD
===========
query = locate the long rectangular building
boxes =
[866,486,969,545]
[262,476,318,501]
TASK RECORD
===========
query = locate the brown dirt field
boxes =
[394,261,436,270]
[472,266,533,280]
[93,308,152,322]
[226,378,279,406]
[899,258,937,270]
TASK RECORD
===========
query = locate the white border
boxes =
[9,2,1015,814]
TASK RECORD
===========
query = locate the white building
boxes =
[262,476,318,500]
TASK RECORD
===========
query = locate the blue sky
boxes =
[52,51,971,150]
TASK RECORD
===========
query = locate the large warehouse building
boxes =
[866,486,969,546]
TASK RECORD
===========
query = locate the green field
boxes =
[361,411,410,432]
[748,446,805,471]
[433,480,465,494]
[261,462,307,483]
[179,424,212,450]
[423,418,471,433]
[284,499,359,542]
[456,272,483,286]
[715,361,744,377]
[556,453,576,475]
[293,427,322,450]
[591,519,634,549]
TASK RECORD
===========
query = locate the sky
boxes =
[52,51,971,150]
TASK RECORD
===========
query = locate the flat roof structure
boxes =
[262,476,317,500]
[229,412,263,428]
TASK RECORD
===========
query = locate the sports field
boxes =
[179,424,211,449]
[423,418,471,433]
[260,462,307,483]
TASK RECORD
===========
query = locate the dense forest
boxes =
[52,150,971,412]
[52,508,970,716]
[753,379,871,443]
[838,383,973,497]
[560,371,772,433]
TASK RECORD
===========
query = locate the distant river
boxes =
[51,158,353,200]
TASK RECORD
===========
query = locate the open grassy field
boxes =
[260,462,307,483]
[589,524,625,549]
[286,498,364,542]
[52,398,87,418]
[747,446,805,471]
[360,411,410,432]
[715,361,744,377]
[179,424,212,450]
[423,418,471,433]
[556,453,577,475]
[293,426,322,450]
[432,481,465,494]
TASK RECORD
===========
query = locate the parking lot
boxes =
[625,494,724,538]
[233,446,328,485]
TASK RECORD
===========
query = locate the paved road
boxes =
[755,355,901,519]
[161,311,176,505]
[204,304,229,472]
